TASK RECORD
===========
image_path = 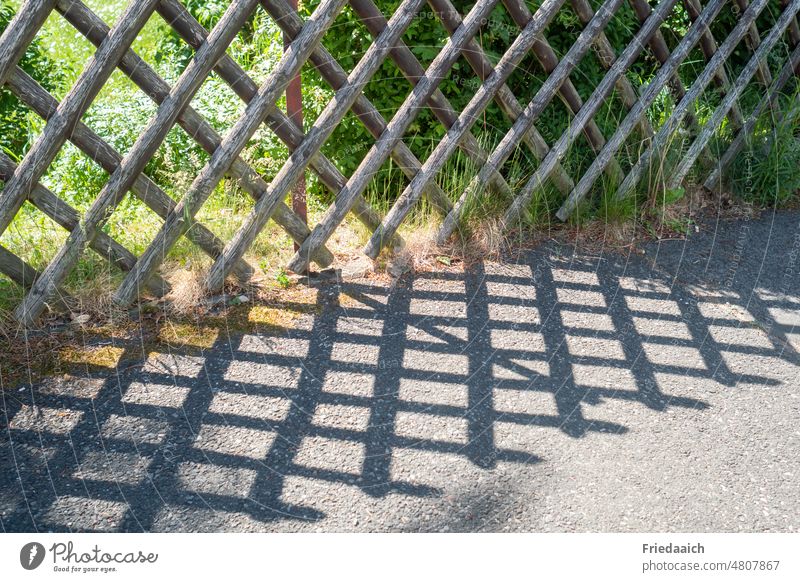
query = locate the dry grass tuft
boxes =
[395,223,441,271]
[464,216,505,262]
[163,264,210,317]
[64,270,129,325]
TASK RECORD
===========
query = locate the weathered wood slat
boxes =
[204,0,428,291]
[16,0,261,324]
[259,0,454,217]
[0,244,71,311]
[0,0,57,85]
[684,0,745,129]
[152,0,388,240]
[366,0,593,258]
[55,0,332,275]
[782,0,800,47]
[114,0,348,306]
[499,0,624,184]
[704,42,800,191]
[423,0,575,195]
[551,0,727,222]
[0,151,169,297]
[1,0,798,322]
[0,244,38,290]
[669,2,800,188]
[611,0,781,205]
[5,66,254,285]
[436,0,625,243]
[265,3,458,220]
[0,0,160,238]
[508,0,686,224]
[628,0,701,132]
[568,0,654,138]
[285,0,504,274]
[735,0,774,88]
[349,0,520,202]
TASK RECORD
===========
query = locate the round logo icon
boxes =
[20,542,46,570]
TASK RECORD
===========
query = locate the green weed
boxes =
[729,89,800,208]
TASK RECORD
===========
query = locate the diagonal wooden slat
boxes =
[0,0,160,237]
[56,0,336,268]
[503,0,684,225]
[1,0,798,322]
[0,244,69,310]
[704,42,800,191]
[16,0,263,325]
[668,1,800,189]
[628,0,701,132]
[783,0,800,47]
[348,0,520,204]
[260,0,455,216]
[4,65,255,285]
[611,0,793,206]
[154,0,388,240]
[0,0,57,86]
[54,0,332,278]
[285,0,506,275]
[204,0,430,291]
[552,0,730,221]
[568,0,654,139]
[735,0,773,88]
[373,0,622,255]
[500,0,625,184]
[114,0,349,306]
[0,151,169,297]
[684,0,745,130]
[423,0,576,195]
[436,0,631,243]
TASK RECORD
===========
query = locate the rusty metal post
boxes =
[285,0,307,252]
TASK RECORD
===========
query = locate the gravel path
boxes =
[2,210,799,532]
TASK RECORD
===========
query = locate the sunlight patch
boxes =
[177,462,257,497]
[194,424,277,459]
[122,382,191,408]
[395,411,468,444]
[42,496,128,531]
[10,405,83,434]
[294,436,366,475]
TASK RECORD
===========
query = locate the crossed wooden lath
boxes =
[1,0,799,325]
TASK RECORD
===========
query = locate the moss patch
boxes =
[59,345,125,370]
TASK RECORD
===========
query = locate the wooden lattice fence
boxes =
[1,0,799,325]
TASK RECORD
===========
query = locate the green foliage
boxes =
[662,215,694,235]
[276,267,291,289]
[729,91,800,208]
[598,179,641,224]
[0,1,63,159]
[155,0,264,70]
[662,186,686,206]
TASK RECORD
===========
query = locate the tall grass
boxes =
[729,87,800,207]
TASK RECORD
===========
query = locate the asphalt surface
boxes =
[1,210,799,532]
